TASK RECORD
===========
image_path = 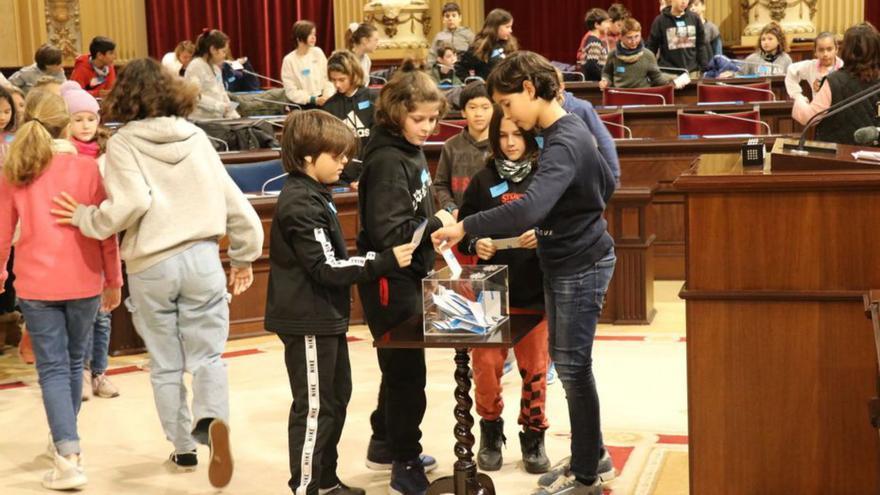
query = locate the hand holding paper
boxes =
[432,221,466,252]
[673,72,691,90]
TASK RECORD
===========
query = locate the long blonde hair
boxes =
[4,90,69,186]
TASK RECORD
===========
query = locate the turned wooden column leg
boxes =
[452,348,494,495]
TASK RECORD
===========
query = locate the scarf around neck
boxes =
[495,157,532,183]
[616,41,645,64]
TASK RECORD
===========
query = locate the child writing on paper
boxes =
[458,108,554,475]
[265,110,415,495]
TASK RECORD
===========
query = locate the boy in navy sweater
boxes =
[266,110,415,495]
[433,51,616,495]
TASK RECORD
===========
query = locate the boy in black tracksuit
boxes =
[266,110,414,495]
[323,86,376,184]
[645,2,707,75]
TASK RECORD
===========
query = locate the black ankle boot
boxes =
[520,428,550,474]
[477,418,505,471]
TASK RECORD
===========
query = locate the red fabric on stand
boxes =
[146,0,333,85]
[483,1,663,65]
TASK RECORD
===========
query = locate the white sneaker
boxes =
[44,433,56,459]
[42,452,87,490]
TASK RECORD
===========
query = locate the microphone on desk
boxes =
[250,97,302,112]
[606,89,666,105]
[704,111,772,135]
[786,80,880,154]
[600,119,633,139]
[206,135,230,152]
[716,81,777,101]
[241,69,284,86]
[854,127,880,146]
[261,172,289,195]
[369,74,388,85]
[561,71,585,82]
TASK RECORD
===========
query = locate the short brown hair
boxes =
[608,3,631,22]
[375,69,448,133]
[327,50,365,88]
[840,22,880,83]
[442,2,461,15]
[487,51,559,101]
[281,110,357,175]
[293,20,316,46]
[435,42,455,59]
[101,57,198,124]
[345,23,377,50]
[35,44,63,70]
[622,17,642,35]
[175,40,196,57]
[758,22,787,54]
[584,8,610,31]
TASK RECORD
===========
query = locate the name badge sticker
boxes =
[302,68,311,76]
[421,169,430,184]
[489,181,509,198]
[491,48,504,59]
[535,136,545,149]
[327,201,337,214]
[616,66,626,73]
[358,100,371,110]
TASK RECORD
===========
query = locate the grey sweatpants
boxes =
[126,241,230,453]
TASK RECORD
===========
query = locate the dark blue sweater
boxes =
[462,114,615,277]
[561,91,620,182]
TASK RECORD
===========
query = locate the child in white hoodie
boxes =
[52,58,264,489]
[185,29,240,120]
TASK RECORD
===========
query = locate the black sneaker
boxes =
[167,450,198,472]
[389,458,429,495]
[319,481,366,495]
[365,437,438,473]
[520,428,550,474]
[477,418,505,471]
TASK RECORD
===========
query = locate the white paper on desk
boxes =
[492,236,522,250]
[673,72,691,89]
[411,219,428,246]
[439,241,462,278]
[853,151,880,162]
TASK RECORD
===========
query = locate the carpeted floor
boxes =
[0,281,688,495]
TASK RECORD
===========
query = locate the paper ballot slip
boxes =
[492,236,522,250]
[411,219,428,246]
[439,241,462,278]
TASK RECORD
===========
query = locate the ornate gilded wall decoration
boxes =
[364,0,432,50]
[45,0,81,61]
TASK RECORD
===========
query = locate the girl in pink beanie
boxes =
[60,80,119,400]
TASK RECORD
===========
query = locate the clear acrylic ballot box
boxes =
[422,265,509,338]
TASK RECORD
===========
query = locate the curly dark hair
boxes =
[840,22,880,83]
[101,58,198,123]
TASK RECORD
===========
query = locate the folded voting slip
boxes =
[431,286,503,335]
[411,219,428,246]
[492,236,521,250]
[439,241,462,278]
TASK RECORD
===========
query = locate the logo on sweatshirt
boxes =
[344,111,371,138]
[666,25,696,50]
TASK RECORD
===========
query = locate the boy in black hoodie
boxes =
[646,0,707,75]
[356,69,455,495]
[324,50,376,187]
[265,110,416,495]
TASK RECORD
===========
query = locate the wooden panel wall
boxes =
[79,0,149,62]
[0,0,47,67]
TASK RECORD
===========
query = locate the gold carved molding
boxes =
[45,0,80,62]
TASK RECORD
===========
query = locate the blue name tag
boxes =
[491,48,504,59]
[421,169,429,184]
[489,181,509,198]
[327,201,337,214]
[616,66,626,73]
[535,136,544,149]
[3,134,13,143]
[302,68,311,76]
[358,100,370,110]
[676,20,686,27]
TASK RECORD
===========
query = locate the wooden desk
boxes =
[567,75,789,106]
[375,313,543,495]
[674,153,880,494]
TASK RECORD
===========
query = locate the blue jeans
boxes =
[19,296,101,456]
[125,241,230,453]
[544,248,616,483]
[85,311,112,375]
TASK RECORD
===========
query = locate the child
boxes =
[324,50,376,186]
[282,20,336,108]
[741,22,792,76]
[70,36,117,97]
[0,85,16,146]
[456,8,518,82]
[346,23,380,79]
[577,8,612,81]
[0,91,122,491]
[433,81,492,218]
[162,40,196,77]
[430,43,463,86]
[356,68,455,494]
[9,44,67,94]
[0,85,17,352]
[8,85,25,127]
[785,32,843,99]
[185,29,240,120]
[458,108,551,474]
[606,4,631,50]
[432,51,617,495]
[266,109,415,495]
[689,0,722,60]
[51,57,264,488]
[646,0,707,75]
[427,2,475,67]
[59,81,118,400]
[600,17,676,90]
